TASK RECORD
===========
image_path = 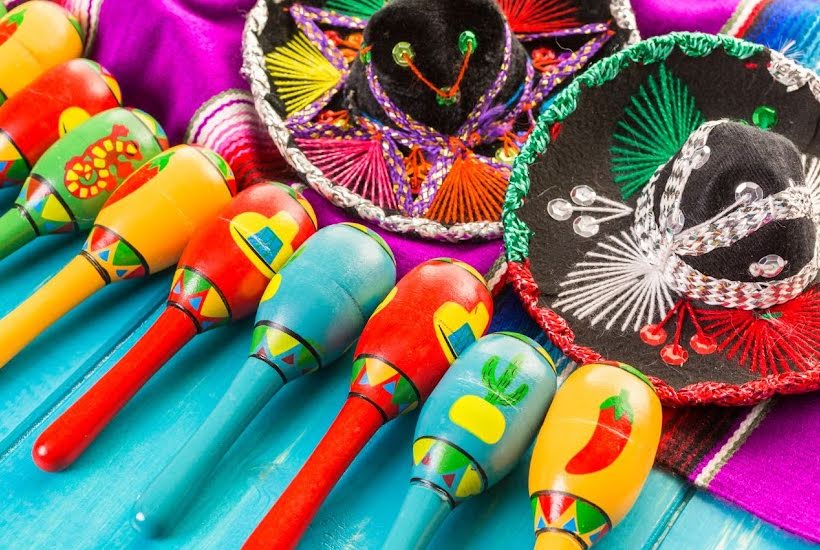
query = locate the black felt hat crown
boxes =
[504,33,820,406]
[245,0,639,240]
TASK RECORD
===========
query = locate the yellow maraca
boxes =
[0,145,236,368]
[0,1,85,104]
[529,362,662,550]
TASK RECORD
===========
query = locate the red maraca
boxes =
[32,182,317,472]
[242,258,494,550]
[0,58,122,189]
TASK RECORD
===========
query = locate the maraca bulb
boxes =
[243,258,494,550]
[0,145,235,368]
[529,363,662,550]
[0,1,84,104]
[0,58,122,189]
[32,182,317,473]
[0,107,167,260]
[132,222,396,538]
[384,332,558,550]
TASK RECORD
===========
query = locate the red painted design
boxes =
[64,125,143,199]
[0,11,24,48]
[565,389,634,475]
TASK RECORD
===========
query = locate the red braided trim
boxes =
[507,260,602,365]
[507,260,820,407]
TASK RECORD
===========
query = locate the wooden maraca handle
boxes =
[243,397,383,550]
[33,307,196,471]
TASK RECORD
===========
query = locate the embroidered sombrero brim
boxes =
[504,32,820,406]
[243,0,640,241]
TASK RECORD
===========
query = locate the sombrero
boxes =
[504,32,820,406]
[243,0,639,241]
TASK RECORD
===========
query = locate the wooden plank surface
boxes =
[0,200,813,549]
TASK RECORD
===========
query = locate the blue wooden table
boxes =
[0,184,813,549]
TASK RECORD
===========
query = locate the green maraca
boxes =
[0,107,167,260]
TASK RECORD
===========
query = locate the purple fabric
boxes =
[304,189,503,278]
[708,396,820,543]
[91,0,256,143]
[631,0,739,36]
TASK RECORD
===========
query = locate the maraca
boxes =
[529,363,662,550]
[0,107,167,260]
[0,1,85,104]
[0,58,122,189]
[0,145,236,368]
[242,258,494,550]
[132,222,397,538]
[32,182,317,472]
[383,332,558,550]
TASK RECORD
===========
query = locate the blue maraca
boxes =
[132,222,397,538]
[383,332,558,550]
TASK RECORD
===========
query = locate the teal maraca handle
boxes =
[132,356,284,538]
[383,482,452,550]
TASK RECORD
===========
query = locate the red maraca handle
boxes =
[242,397,383,550]
[33,307,197,472]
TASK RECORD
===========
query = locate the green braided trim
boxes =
[502,32,765,263]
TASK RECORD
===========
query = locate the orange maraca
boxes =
[0,145,236,368]
[242,258,494,550]
[0,1,85,104]
[529,362,662,550]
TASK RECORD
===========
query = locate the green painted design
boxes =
[326,0,384,19]
[617,363,654,389]
[481,356,529,407]
[611,64,703,199]
[433,443,471,473]
[503,33,766,263]
[752,106,778,130]
[67,13,85,43]
[391,376,417,408]
[351,356,366,384]
[575,500,609,532]
[600,389,634,423]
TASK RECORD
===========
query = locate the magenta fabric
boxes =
[631,0,739,36]
[707,396,820,543]
[91,0,255,143]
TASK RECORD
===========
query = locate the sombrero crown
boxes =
[244,0,639,240]
[505,32,820,406]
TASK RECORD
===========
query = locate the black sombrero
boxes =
[504,32,820,406]
[243,0,639,241]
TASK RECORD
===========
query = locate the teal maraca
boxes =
[383,332,558,550]
[132,222,397,538]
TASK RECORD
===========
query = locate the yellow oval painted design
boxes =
[449,394,506,444]
[371,286,397,319]
[58,106,91,137]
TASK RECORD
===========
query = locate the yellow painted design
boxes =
[297,196,318,228]
[201,289,229,319]
[265,328,300,356]
[41,195,71,222]
[412,438,435,465]
[449,395,506,444]
[433,301,490,363]
[449,259,488,288]
[229,211,299,277]
[363,357,398,386]
[58,107,92,137]
[102,73,122,104]
[265,31,342,116]
[261,273,283,302]
[371,286,397,318]
[454,466,483,498]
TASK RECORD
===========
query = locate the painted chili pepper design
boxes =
[565,389,634,475]
[0,9,24,47]
[64,124,143,199]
